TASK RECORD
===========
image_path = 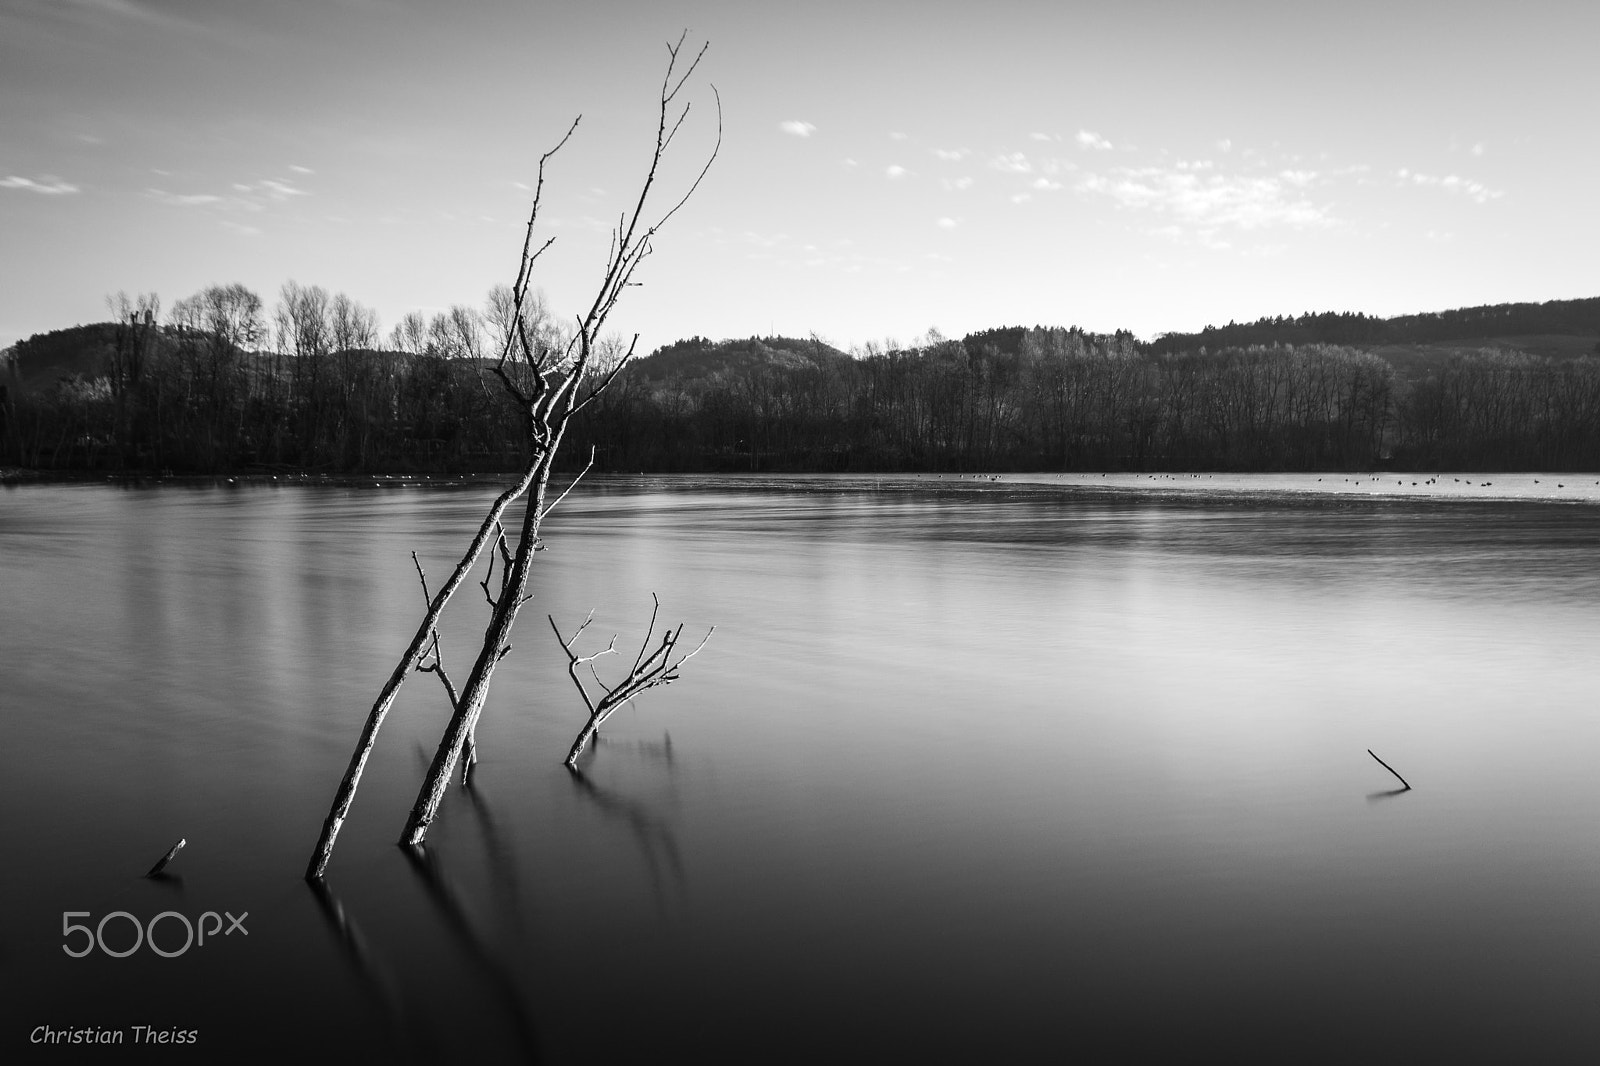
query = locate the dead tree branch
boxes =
[393,37,719,849]
[145,838,186,878]
[305,465,540,880]
[1368,749,1411,791]
[539,447,596,523]
[551,595,713,768]
[413,554,474,784]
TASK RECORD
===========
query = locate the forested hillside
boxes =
[5,291,1599,474]
[1145,297,1600,355]
[573,331,1600,472]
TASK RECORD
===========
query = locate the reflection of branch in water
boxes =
[402,846,544,1064]
[307,878,436,1063]
[417,735,535,939]
[594,731,677,773]
[460,780,533,941]
[567,768,687,910]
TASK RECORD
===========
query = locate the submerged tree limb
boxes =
[1368,748,1411,791]
[395,35,719,849]
[552,595,713,769]
[145,838,186,878]
[304,466,538,881]
[305,35,718,872]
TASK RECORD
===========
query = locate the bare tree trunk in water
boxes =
[306,34,718,878]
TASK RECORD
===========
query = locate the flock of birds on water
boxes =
[209,472,1600,493]
[933,473,1600,492]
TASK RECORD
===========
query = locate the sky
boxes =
[2,0,1597,355]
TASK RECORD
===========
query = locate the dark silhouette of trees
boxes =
[1147,297,1600,355]
[7,296,1600,476]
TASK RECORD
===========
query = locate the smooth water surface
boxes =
[3,474,1599,1061]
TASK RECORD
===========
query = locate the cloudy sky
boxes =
[2,0,1596,353]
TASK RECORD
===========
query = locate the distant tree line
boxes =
[569,331,1600,472]
[4,288,1599,474]
[1145,297,1600,354]
[0,283,550,473]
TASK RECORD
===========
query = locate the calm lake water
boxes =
[4,473,1600,1062]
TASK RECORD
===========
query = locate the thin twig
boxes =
[411,552,431,606]
[480,554,499,609]
[572,335,641,415]
[1368,749,1411,790]
[539,447,596,522]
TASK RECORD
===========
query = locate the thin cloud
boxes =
[889,131,909,141]
[1076,130,1114,151]
[254,179,308,200]
[0,175,79,195]
[50,0,211,37]
[147,177,308,212]
[1470,142,1486,157]
[1078,165,1336,235]
[289,164,314,175]
[1032,177,1063,191]
[1029,132,1054,142]
[148,189,226,207]
[932,148,967,161]
[230,178,310,202]
[886,165,908,179]
[779,120,816,138]
[939,176,974,192]
[989,152,1032,174]
[68,0,166,22]
[1397,168,1502,204]
[936,217,958,229]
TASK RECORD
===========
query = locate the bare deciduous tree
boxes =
[306,34,719,880]
[330,293,381,353]
[389,310,429,356]
[447,304,486,361]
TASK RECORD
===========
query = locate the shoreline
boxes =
[6,466,1600,506]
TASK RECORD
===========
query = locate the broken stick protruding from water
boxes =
[146,838,186,878]
[1367,749,1411,791]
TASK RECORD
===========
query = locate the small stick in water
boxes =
[1367,750,1411,791]
[145,838,186,878]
